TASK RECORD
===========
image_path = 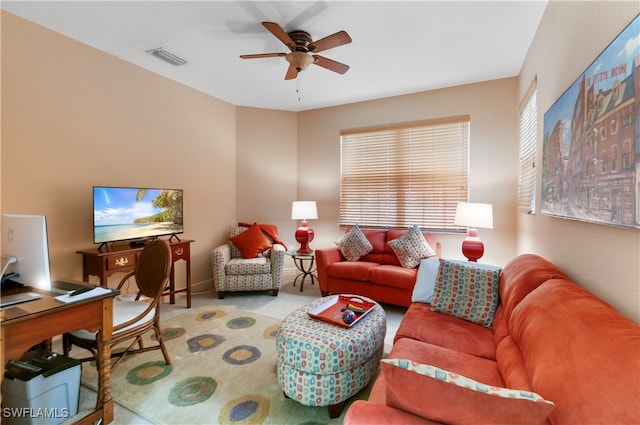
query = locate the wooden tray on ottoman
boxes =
[307,295,376,328]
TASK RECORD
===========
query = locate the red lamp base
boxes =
[295,223,315,254]
[461,229,484,262]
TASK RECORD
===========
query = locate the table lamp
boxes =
[291,201,318,254]
[454,202,493,262]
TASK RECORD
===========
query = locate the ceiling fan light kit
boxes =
[240,21,351,80]
[285,52,314,71]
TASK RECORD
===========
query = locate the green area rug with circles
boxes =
[80,306,377,425]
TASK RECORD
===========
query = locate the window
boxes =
[610,118,618,135]
[610,145,618,172]
[340,116,469,231]
[517,80,537,214]
[623,107,632,126]
[623,139,632,169]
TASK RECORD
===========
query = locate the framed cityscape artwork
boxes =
[542,14,639,229]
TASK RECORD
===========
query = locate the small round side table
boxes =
[286,251,317,292]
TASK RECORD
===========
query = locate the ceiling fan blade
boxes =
[262,22,296,51]
[312,55,350,74]
[309,31,352,53]
[240,53,287,59]
[285,64,298,80]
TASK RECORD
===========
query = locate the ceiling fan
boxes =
[240,22,352,80]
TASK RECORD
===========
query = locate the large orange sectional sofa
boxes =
[344,254,640,425]
[316,228,441,307]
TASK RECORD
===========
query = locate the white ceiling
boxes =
[2,1,548,112]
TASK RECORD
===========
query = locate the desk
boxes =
[286,251,317,292]
[77,239,193,308]
[1,288,118,424]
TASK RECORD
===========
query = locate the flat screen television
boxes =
[93,186,183,248]
[1,214,52,290]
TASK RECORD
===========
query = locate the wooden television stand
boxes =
[77,239,194,308]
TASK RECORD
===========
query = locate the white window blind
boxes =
[340,116,469,231]
[518,82,537,214]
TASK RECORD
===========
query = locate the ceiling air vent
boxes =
[147,47,187,66]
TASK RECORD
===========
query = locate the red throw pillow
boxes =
[229,223,272,258]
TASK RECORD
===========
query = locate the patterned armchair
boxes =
[211,224,286,299]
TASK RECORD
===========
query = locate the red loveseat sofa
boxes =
[344,254,640,425]
[316,228,441,307]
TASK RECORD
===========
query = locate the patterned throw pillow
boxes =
[335,224,373,261]
[387,225,437,268]
[430,259,502,327]
[381,359,555,425]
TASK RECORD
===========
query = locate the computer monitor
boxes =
[1,214,52,291]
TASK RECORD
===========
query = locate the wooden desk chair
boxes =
[63,239,172,371]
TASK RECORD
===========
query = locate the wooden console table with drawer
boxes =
[77,239,194,308]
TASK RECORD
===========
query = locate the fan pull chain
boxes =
[297,73,302,102]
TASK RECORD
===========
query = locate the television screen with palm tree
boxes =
[93,186,183,247]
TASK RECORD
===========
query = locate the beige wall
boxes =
[1,12,236,290]
[2,5,639,322]
[297,78,521,267]
[235,107,300,257]
[519,1,640,322]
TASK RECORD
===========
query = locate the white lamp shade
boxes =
[291,201,318,220]
[454,202,493,229]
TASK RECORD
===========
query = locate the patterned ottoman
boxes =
[276,295,386,418]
